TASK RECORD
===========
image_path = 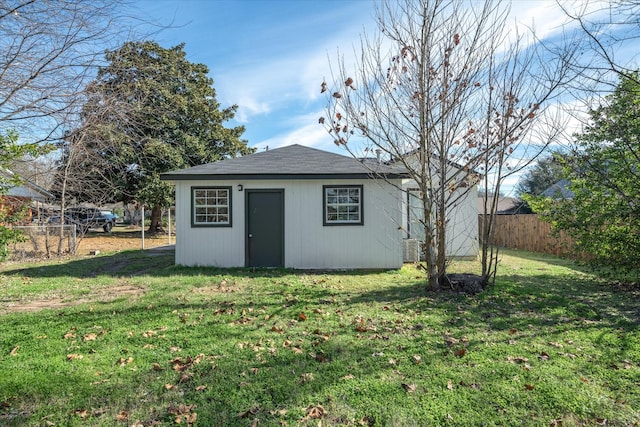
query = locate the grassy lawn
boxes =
[0,249,638,426]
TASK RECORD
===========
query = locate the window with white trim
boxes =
[323,185,363,225]
[191,187,231,226]
[408,189,426,240]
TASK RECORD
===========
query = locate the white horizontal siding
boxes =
[173,178,403,269]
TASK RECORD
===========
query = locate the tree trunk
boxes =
[148,205,164,233]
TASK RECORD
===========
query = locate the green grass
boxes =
[0,249,638,426]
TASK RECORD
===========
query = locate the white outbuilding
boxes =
[160,144,477,269]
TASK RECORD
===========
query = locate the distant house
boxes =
[160,144,478,269]
[1,169,53,223]
[540,179,574,199]
[477,195,529,215]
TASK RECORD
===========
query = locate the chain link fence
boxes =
[7,225,78,260]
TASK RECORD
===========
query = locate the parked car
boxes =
[100,210,120,224]
[52,207,115,233]
[47,214,91,233]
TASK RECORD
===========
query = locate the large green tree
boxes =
[532,73,640,272]
[515,153,566,198]
[63,41,251,231]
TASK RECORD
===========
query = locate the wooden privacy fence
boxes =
[479,214,575,257]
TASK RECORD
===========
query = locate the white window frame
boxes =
[191,186,232,227]
[323,185,363,225]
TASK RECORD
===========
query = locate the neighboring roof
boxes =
[388,148,481,176]
[160,144,408,181]
[478,195,524,214]
[540,179,574,199]
[1,168,53,201]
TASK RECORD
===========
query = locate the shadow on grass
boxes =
[1,247,401,281]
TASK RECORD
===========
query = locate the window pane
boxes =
[193,188,231,224]
[325,186,362,224]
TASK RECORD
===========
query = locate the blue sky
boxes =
[133,0,373,153]
[128,0,629,195]
[132,1,571,150]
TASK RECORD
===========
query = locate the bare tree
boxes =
[476,35,574,284]
[0,0,137,142]
[322,0,576,291]
[557,1,640,89]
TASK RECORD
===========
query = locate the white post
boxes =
[72,224,77,254]
[141,205,145,250]
[167,207,171,245]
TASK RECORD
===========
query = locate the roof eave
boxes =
[160,172,408,181]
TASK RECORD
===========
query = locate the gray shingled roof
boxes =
[160,144,408,180]
[540,179,574,199]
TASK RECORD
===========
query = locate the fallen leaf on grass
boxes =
[238,407,260,418]
[116,357,134,366]
[506,356,529,364]
[83,333,97,341]
[300,373,314,383]
[152,362,163,371]
[447,380,454,390]
[305,404,326,419]
[74,409,89,419]
[454,348,466,357]
[9,345,19,356]
[412,355,421,365]
[164,384,175,390]
[402,383,417,393]
[195,385,207,391]
[175,412,197,424]
[341,374,355,380]
[539,352,550,361]
[525,384,535,390]
[309,352,327,363]
[64,331,77,339]
[270,409,288,417]
[168,404,197,425]
[298,312,307,321]
[67,354,83,361]
[115,411,128,421]
[444,336,459,346]
[550,417,563,426]
[178,373,193,383]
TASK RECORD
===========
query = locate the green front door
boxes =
[245,189,284,267]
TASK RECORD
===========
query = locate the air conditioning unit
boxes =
[403,239,420,263]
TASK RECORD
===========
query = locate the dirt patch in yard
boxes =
[9,225,172,260]
[1,284,147,314]
[3,227,171,314]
